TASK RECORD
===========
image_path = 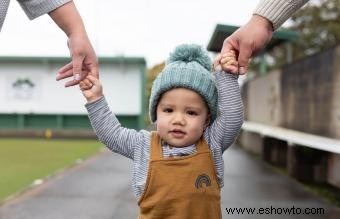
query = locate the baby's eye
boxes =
[163,108,173,113]
[187,111,198,116]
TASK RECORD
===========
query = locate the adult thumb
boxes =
[90,65,99,79]
[237,45,252,74]
[221,38,234,55]
[72,56,84,81]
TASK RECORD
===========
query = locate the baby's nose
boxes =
[173,113,185,124]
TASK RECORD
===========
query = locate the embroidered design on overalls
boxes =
[195,174,211,189]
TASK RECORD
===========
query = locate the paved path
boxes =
[221,146,340,218]
[1,145,339,219]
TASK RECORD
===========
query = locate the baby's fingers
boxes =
[79,79,93,90]
[222,50,236,58]
[213,54,222,71]
[79,81,87,91]
[85,75,100,85]
[221,56,237,65]
[221,63,238,74]
[226,59,238,66]
[221,54,236,61]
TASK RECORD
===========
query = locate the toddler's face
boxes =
[156,88,210,147]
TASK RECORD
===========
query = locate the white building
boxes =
[0,56,146,132]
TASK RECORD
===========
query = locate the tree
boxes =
[289,0,340,59]
[266,0,340,70]
[144,62,165,127]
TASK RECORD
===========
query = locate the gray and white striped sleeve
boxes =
[254,0,309,30]
[85,96,143,160]
[206,72,244,152]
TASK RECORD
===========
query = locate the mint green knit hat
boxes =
[149,44,218,123]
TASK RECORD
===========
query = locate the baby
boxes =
[79,44,243,218]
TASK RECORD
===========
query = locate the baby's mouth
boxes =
[170,129,186,137]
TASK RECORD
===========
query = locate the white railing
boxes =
[242,121,340,154]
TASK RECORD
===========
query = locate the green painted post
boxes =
[259,52,267,76]
[286,43,293,64]
[139,65,146,130]
[17,114,25,129]
[56,115,63,129]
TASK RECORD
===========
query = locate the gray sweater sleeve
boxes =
[85,96,144,160]
[18,0,71,20]
[0,1,10,31]
[254,0,309,30]
[205,72,244,152]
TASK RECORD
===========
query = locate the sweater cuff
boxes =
[215,71,239,80]
[85,96,107,114]
[19,0,71,20]
[253,0,308,30]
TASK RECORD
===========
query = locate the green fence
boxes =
[0,114,141,130]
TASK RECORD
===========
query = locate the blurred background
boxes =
[0,0,339,218]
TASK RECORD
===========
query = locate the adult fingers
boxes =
[221,38,235,55]
[56,69,73,81]
[72,55,85,81]
[222,64,238,74]
[237,44,253,74]
[64,79,80,88]
[222,51,236,59]
[58,62,72,74]
[56,62,73,81]
[61,69,89,87]
[89,64,99,79]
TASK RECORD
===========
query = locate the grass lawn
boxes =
[0,138,102,203]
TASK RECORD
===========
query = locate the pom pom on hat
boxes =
[149,44,218,123]
[168,44,212,71]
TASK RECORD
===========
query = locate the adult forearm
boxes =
[254,0,309,30]
[48,1,86,37]
[51,0,98,87]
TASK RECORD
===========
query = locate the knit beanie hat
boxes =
[149,44,218,123]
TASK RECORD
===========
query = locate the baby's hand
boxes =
[213,50,238,74]
[79,75,103,103]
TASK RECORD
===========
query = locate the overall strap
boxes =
[150,131,163,161]
[196,136,210,153]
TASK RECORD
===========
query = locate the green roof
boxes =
[207,24,299,53]
[0,56,146,65]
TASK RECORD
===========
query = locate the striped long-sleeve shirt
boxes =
[85,72,244,200]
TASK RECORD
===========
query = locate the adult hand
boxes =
[214,14,273,74]
[48,1,98,87]
[56,34,98,87]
